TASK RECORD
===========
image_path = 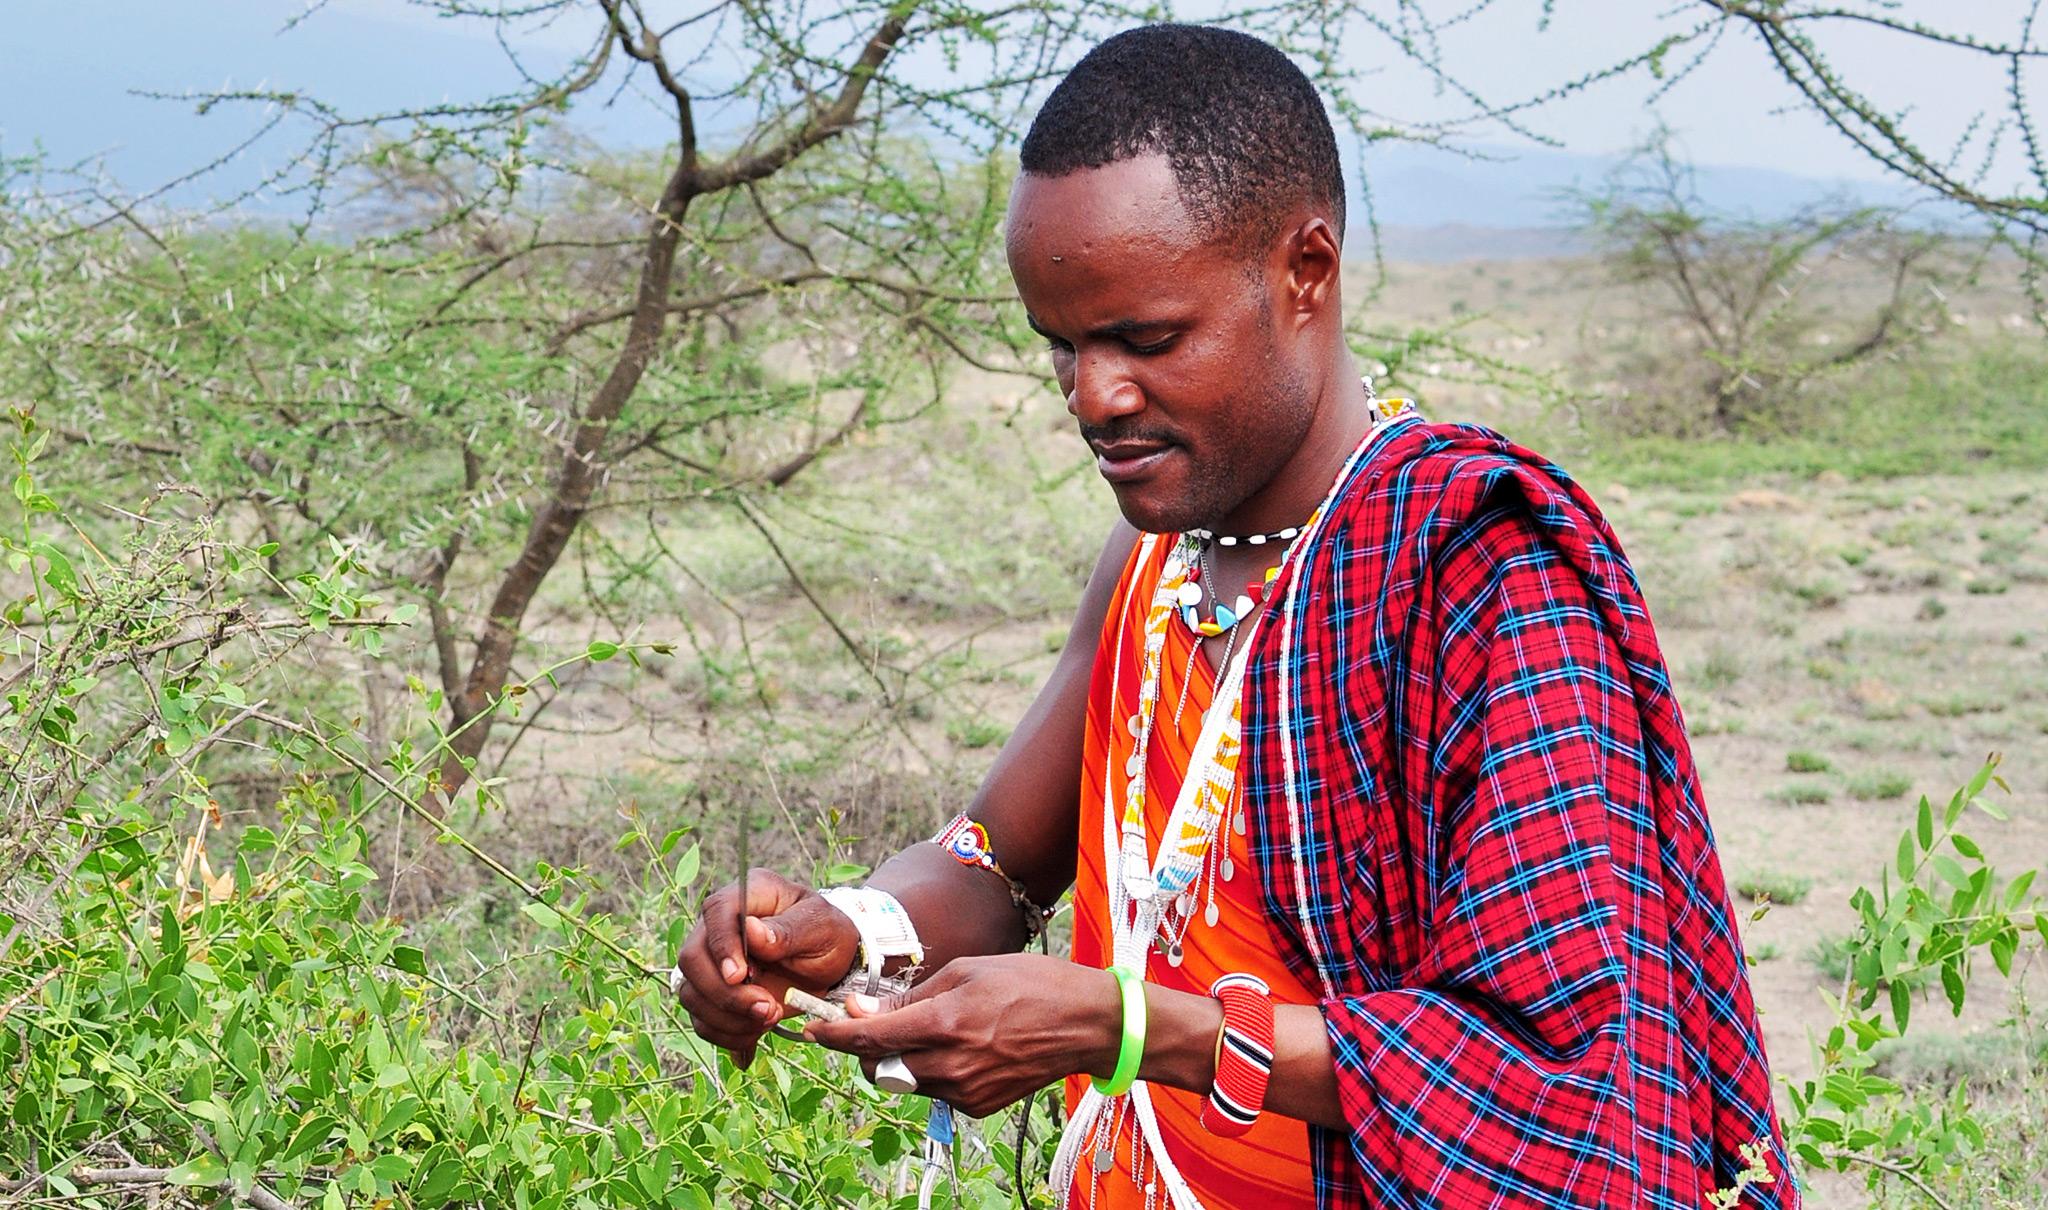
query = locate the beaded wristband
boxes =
[1097,965,1147,1097]
[1201,973,1275,1137]
[929,813,1056,941]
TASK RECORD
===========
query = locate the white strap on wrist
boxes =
[818,886,924,1000]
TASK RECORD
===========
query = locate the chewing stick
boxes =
[783,987,848,1022]
[783,988,918,1093]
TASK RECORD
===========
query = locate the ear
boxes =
[1281,215,1343,327]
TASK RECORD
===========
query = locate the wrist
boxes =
[1081,966,1125,1080]
[816,886,924,1000]
[1134,983,1226,1095]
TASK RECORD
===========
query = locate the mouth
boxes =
[1090,439,1177,484]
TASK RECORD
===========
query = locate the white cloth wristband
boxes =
[818,886,924,1001]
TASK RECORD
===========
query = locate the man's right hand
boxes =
[672,868,861,1069]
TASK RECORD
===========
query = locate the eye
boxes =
[1043,336,1073,353]
[1126,337,1175,356]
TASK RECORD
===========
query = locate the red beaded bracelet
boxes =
[1202,972,1275,1137]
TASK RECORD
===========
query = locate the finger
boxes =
[745,897,844,966]
[695,885,750,985]
[675,923,779,1023]
[843,964,955,1018]
[684,1010,767,1057]
[806,996,950,1058]
[676,976,780,1037]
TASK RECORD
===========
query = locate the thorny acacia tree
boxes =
[6,1,2043,806]
[1685,1,2048,327]
[5,0,1688,803]
[1578,130,1961,435]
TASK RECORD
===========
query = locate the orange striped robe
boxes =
[1065,537,1316,1208]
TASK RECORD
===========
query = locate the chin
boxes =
[1109,483,1210,536]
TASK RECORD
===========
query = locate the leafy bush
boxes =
[0,415,1031,1207]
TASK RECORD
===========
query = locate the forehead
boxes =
[1005,155,1232,314]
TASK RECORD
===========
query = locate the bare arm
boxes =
[674,517,1137,1060]
[863,516,1139,971]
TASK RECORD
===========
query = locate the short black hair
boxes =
[1020,24,1345,254]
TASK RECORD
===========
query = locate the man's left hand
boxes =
[803,952,1118,1118]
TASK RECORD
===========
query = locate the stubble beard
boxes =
[1119,361,1317,535]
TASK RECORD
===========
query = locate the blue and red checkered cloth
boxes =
[1240,418,1798,1208]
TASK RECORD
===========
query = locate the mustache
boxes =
[1079,422,1179,448]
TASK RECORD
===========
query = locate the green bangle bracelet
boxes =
[1098,965,1146,1097]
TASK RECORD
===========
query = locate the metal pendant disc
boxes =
[1166,942,1184,967]
[1220,855,1235,882]
[1093,1144,1116,1174]
[1204,902,1220,928]
[1234,810,1247,836]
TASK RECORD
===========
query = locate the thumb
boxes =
[742,913,795,961]
[844,965,952,1018]
[750,895,855,962]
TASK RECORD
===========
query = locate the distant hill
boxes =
[1350,139,1924,233]
[1362,225,1588,263]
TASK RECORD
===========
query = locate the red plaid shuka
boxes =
[1238,418,1799,1208]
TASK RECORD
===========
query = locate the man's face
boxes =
[1005,154,1314,534]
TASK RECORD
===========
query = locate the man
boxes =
[673,23,1799,1209]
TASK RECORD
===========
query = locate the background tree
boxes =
[1686,1,2048,331]
[1576,129,1962,436]
[5,0,1683,813]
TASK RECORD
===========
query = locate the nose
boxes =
[1065,353,1144,428]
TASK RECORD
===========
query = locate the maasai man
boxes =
[673,22,1800,1209]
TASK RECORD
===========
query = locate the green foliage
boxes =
[1785,750,1833,774]
[1847,770,1914,802]
[1768,781,1834,806]
[1783,758,2048,1195]
[1734,871,1814,907]
[0,423,1036,1207]
[1564,340,2048,488]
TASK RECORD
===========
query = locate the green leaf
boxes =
[30,540,77,598]
[280,1114,339,1163]
[1932,855,1970,891]
[184,1097,230,1130]
[1941,964,1965,1015]
[389,945,427,976]
[166,1154,227,1186]
[1963,759,1998,803]
[1889,980,1911,1034]
[521,902,565,931]
[1991,930,2017,978]
[673,843,701,889]
[587,639,620,662]
[1916,796,1934,850]
[415,1155,462,1203]
[374,1063,412,1089]
[2005,868,2037,910]
[1897,831,1916,883]
[1950,832,1982,860]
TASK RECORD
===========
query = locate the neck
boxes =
[1211,357,1376,536]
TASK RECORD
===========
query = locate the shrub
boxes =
[1734,871,1815,906]
[1786,750,1834,774]
[1847,770,1915,801]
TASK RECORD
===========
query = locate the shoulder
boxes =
[1328,419,1591,560]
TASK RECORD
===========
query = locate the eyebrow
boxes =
[1025,313,1168,341]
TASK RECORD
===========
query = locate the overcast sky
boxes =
[2,1,2035,224]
